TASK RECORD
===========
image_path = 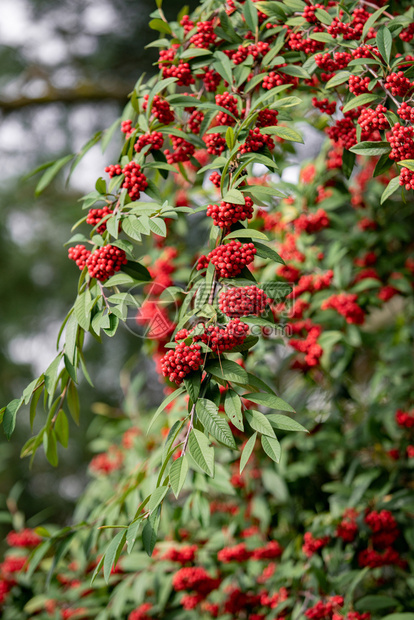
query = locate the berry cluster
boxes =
[121,162,148,200]
[86,245,128,281]
[206,196,254,228]
[384,71,413,97]
[215,92,238,125]
[365,510,399,548]
[204,133,226,155]
[321,293,365,324]
[305,596,344,620]
[160,342,204,385]
[388,123,414,161]
[176,319,249,354]
[68,244,91,270]
[290,320,323,368]
[164,136,195,164]
[6,529,42,549]
[189,20,216,49]
[396,408,414,428]
[348,74,370,95]
[105,164,122,178]
[336,508,359,543]
[202,241,257,278]
[86,206,114,234]
[399,167,414,190]
[357,104,389,131]
[219,285,269,317]
[302,532,330,557]
[134,131,164,153]
[121,120,135,139]
[143,94,174,125]
[312,97,336,115]
[256,108,279,127]
[397,102,414,122]
[239,127,275,153]
[294,209,330,234]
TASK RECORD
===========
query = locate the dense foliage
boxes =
[1,0,414,618]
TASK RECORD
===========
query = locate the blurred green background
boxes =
[0,0,198,540]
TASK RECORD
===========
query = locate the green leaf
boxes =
[67,132,102,182]
[44,429,58,466]
[376,26,393,64]
[196,399,236,449]
[314,7,333,24]
[267,413,308,432]
[103,530,126,583]
[142,510,161,556]
[149,18,172,34]
[44,355,62,400]
[149,217,167,237]
[147,386,185,433]
[55,410,69,447]
[74,290,91,331]
[254,242,285,264]
[261,434,281,463]
[122,216,142,241]
[90,555,105,585]
[362,5,389,40]
[243,0,258,32]
[222,188,245,205]
[224,390,244,431]
[184,371,201,404]
[381,615,414,620]
[67,381,80,425]
[188,429,215,477]
[213,51,234,86]
[147,485,169,513]
[35,154,74,196]
[170,456,189,498]
[279,64,310,79]
[326,71,352,89]
[243,391,295,413]
[381,176,400,204]
[205,359,248,384]
[3,398,23,439]
[270,96,302,109]
[180,48,212,59]
[225,228,269,241]
[355,596,399,612]
[349,141,391,157]
[261,125,303,143]
[342,149,356,179]
[245,409,276,437]
[240,432,257,473]
[122,261,152,282]
[342,93,380,114]
[397,159,414,171]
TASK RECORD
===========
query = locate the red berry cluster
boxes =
[161,60,195,86]
[6,529,42,549]
[162,545,197,564]
[348,74,370,95]
[205,241,257,278]
[164,136,195,164]
[396,408,414,428]
[215,92,239,125]
[143,94,174,125]
[365,510,399,548]
[200,67,221,92]
[86,206,114,234]
[207,196,254,228]
[86,245,128,281]
[160,342,204,385]
[180,15,194,33]
[217,542,250,563]
[119,162,148,200]
[398,102,414,122]
[358,104,389,131]
[294,209,330,234]
[312,97,336,115]
[289,320,323,368]
[172,566,220,595]
[176,319,249,353]
[240,127,274,154]
[399,167,414,190]
[302,532,330,557]
[187,110,204,134]
[262,71,292,90]
[128,603,152,620]
[256,108,279,127]
[121,120,135,139]
[384,71,413,97]
[209,171,221,188]
[189,20,216,49]
[321,293,365,324]
[388,123,414,161]
[204,133,226,155]
[336,508,359,543]
[68,244,91,270]
[305,596,344,620]
[358,547,406,569]
[105,164,122,178]
[219,285,269,317]
[134,131,164,153]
